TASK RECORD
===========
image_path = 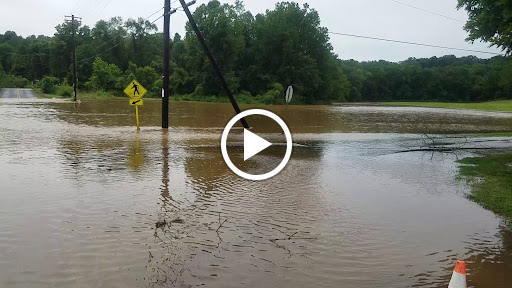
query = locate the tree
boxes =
[457,0,512,53]
[87,57,123,92]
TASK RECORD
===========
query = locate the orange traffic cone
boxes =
[448,260,466,288]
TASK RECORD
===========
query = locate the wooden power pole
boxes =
[162,0,196,129]
[65,15,81,102]
[162,1,170,129]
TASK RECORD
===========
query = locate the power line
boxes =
[82,0,108,20]
[76,0,95,16]
[151,15,164,25]
[328,31,503,56]
[96,0,113,19]
[78,41,125,63]
[70,0,82,14]
[389,0,465,23]
[146,7,164,20]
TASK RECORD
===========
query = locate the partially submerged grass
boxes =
[33,88,67,99]
[457,153,512,219]
[379,100,512,112]
[76,91,115,100]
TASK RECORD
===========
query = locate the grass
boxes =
[457,153,512,220]
[379,100,512,112]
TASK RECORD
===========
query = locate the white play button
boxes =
[221,109,293,181]
[244,129,272,161]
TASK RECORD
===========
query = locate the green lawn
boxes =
[457,153,512,220]
[379,100,512,112]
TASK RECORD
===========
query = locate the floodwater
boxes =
[1,96,512,288]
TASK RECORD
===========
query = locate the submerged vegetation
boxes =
[458,154,512,220]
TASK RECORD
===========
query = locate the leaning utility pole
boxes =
[162,0,195,129]
[65,15,81,102]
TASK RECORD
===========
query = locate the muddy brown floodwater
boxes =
[1,97,512,288]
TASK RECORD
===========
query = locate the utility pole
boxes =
[65,15,81,102]
[162,0,170,129]
[162,0,195,129]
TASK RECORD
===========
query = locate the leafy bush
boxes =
[255,83,284,104]
[0,75,30,88]
[56,85,73,97]
[39,76,58,93]
[87,57,123,91]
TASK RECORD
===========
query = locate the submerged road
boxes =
[0,88,36,99]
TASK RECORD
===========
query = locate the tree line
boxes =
[0,0,511,103]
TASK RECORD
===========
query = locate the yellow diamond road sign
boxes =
[130,98,143,106]
[124,80,147,98]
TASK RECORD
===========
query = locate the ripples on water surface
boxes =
[0,99,512,287]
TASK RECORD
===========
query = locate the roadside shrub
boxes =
[255,83,284,104]
[235,91,255,104]
[40,76,58,94]
[87,57,123,91]
[56,85,73,97]
[0,75,30,88]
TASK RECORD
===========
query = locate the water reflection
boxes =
[127,132,145,172]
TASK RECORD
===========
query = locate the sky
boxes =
[0,0,504,62]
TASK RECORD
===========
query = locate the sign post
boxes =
[124,80,147,129]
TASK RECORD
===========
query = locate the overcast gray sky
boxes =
[0,0,503,61]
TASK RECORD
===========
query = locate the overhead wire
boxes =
[96,0,113,20]
[76,0,94,17]
[78,41,125,63]
[327,31,503,56]
[146,7,164,20]
[389,0,465,23]
[82,0,108,20]
[70,0,82,14]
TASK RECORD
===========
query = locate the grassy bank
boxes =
[379,100,512,112]
[457,153,512,219]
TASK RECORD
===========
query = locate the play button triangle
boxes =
[244,129,272,161]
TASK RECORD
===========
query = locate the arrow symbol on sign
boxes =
[132,99,141,104]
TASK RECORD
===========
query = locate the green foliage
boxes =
[87,57,123,92]
[40,76,59,93]
[254,83,284,104]
[0,61,5,77]
[0,74,29,88]
[457,0,512,53]
[341,56,512,102]
[56,84,73,97]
